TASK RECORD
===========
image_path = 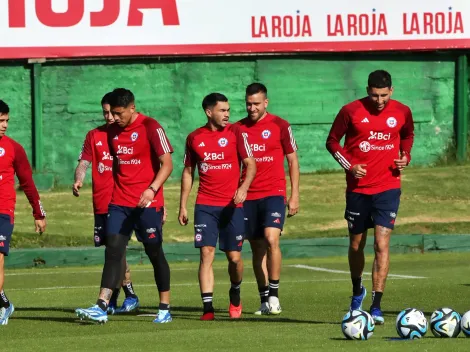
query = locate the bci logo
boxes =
[117,145,134,155]
[250,144,266,152]
[203,152,224,161]
[368,131,391,141]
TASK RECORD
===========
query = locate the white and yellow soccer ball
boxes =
[342,309,375,340]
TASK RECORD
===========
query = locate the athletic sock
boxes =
[268,279,279,298]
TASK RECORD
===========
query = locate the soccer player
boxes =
[75,88,173,324]
[0,100,47,325]
[326,70,414,324]
[72,92,139,314]
[178,93,256,320]
[237,83,300,315]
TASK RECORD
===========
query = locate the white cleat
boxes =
[254,302,270,315]
[268,296,282,315]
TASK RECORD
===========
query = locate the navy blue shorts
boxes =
[345,188,401,235]
[243,196,286,240]
[107,204,163,244]
[94,214,107,247]
[0,214,14,256]
[194,204,245,252]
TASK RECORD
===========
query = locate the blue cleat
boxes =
[0,304,15,325]
[370,307,385,325]
[75,305,108,323]
[350,287,367,311]
[153,309,172,324]
[107,300,117,315]
[115,297,140,314]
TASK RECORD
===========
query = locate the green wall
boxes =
[0,55,458,185]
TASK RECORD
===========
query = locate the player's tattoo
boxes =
[376,226,391,237]
[74,160,90,183]
[101,288,113,300]
[123,262,132,285]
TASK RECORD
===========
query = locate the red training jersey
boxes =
[108,113,173,208]
[78,125,113,214]
[237,113,298,200]
[0,135,46,220]
[184,123,253,207]
[326,98,414,195]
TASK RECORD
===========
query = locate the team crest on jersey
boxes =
[218,138,228,147]
[98,162,105,174]
[0,148,4,157]
[386,117,397,128]
[131,132,139,142]
[200,163,209,173]
[262,130,271,139]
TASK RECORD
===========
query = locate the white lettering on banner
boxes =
[203,152,224,161]
[117,145,133,155]
[368,132,391,140]
[250,144,266,152]
[1,1,470,58]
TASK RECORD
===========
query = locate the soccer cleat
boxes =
[254,302,270,315]
[268,296,282,315]
[200,311,215,321]
[107,300,117,315]
[115,296,140,314]
[75,305,108,323]
[350,287,367,311]
[229,302,242,319]
[370,307,385,325]
[153,309,172,323]
[0,304,15,325]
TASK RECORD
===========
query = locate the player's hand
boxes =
[287,194,299,218]
[394,153,408,171]
[72,181,82,197]
[351,164,367,179]
[35,219,46,235]
[162,206,167,225]
[178,207,189,226]
[233,186,248,205]
[138,189,155,208]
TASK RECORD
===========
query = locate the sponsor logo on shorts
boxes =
[196,229,202,233]
[194,224,207,228]
[346,210,360,216]
[195,234,202,242]
[94,235,101,243]
[273,218,281,224]
[146,228,157,233]
[271,212,281,218]
[94,226,102,234]
[0,242,4,247]
[347,216,354,221]
[148,233,156,239]
[236,235,243,241]
[0,235,6,241]
[348,221,354,229]
[390,212,397,218]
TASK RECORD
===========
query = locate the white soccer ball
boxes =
[342,309,375,340]
[430,308,461,338]
[461,310,470,337]
[395,308,428,339]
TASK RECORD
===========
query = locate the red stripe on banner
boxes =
[1,39,470,59]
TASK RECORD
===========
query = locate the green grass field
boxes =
[2,252,470,351]
[10,165,470,248]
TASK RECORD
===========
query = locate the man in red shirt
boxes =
[237,83,300,315]
[75,88,173,324]
[178,93,256,320]
[0,99,47,325]
[326,70,414,324]
[73,92,139,314]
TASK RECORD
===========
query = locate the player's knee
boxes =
[374,240,389,254]
[105,235,127,261]
[200,246,215,262]
[144,242,164,261]
[227,252,242,266]
[265,230,281,248]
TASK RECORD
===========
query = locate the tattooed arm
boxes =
[72,160,91,197]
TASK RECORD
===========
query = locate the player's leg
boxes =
[345,192,372,311]
[244,199,270,314]
[369,188,401,325]
[220,206,245,319]
[75,205,132,323]
[262,196,286,314]
[194,205,218,320]
[115,259,140,313]
[0,215,15,325]
[138,207,171,323]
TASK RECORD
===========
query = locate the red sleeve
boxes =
[400,107,415,163]
[326,107,353,171]
[232,125,253,160]
[279,120,298,154]
[146,120,174,157]
[183,135,197,167]
[12,142,46,220]
[78,131,93,162]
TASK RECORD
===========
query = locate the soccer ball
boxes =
[342,309,375,340]
[430,308,461,338]
[461,311,470,337]
[395,308,428,339]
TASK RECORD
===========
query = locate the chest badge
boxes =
[0,147,5,157]
[386,117,397,128]
[262,130,271,139]
[218,138,228,147]
[131,132,139,142]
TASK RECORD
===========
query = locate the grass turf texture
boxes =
[10,165,470,248]
[2,252,470,351]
